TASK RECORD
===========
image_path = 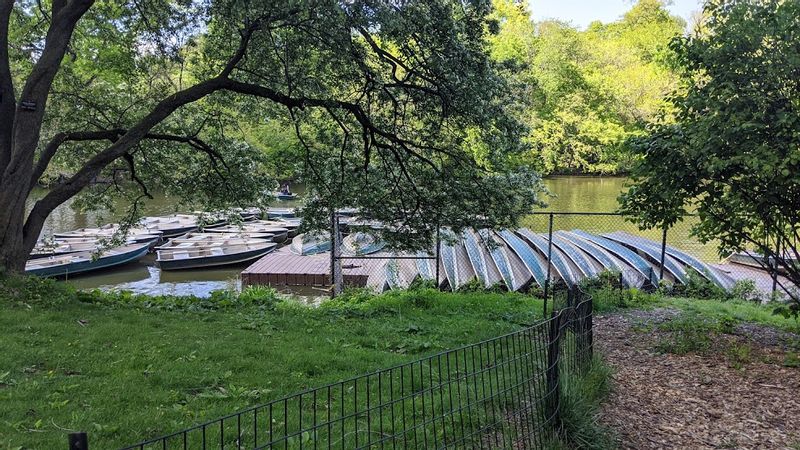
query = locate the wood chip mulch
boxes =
[596,309,800,450]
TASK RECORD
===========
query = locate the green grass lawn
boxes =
[0,278,544,449]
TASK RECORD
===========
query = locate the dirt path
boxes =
[596,309,800,449]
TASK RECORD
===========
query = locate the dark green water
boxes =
[27,176,715,296]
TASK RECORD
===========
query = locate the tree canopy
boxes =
[0,0,545,272]
[488,0,685,175]
[619,0,800,307]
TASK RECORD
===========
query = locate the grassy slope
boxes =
[0,279,544,449]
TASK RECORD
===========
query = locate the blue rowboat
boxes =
[570,230,659,286]
[463,230,503,288]
[551,235,601,279]
[497,230,548,288]
[555,231,644,288]
[606,231,734,289]
[290,232,331,256]
[479,229,533,292]
[25,242,151,278]
[516,229,578,287]
[273,192,297,201]
[602,232,688,284]
[341,232,385,256]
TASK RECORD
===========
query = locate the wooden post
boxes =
[68,432,88,450]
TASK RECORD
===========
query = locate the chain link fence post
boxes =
[543,213,554,316]
[659,226,668,283]
[330,212,342,297]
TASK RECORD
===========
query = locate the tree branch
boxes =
[0,0,15,173]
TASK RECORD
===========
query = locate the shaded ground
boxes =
[596,308,800,449]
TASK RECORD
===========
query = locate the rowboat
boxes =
[497,229,549,288]
[29,235,158,259]
[26,242,151,277]
[463,229,503,288]
[156,239,276,270]
[249,219,301,237]
[204,221,289,243]
[138,215,200,238]
[555,231,644,288]
[156,232,276,247]
[30,240,103,259]
[341,232,385,256]
[612,237,725,289]
[725,250,797,274]
[53,225,163,243]
[570,230,659,286]
[273,192,297,201]
[290,232,331,256]
[232,207,262,221]
[516,229,579,287]
[266,207,297,219]
[550,235,602,279]
[602,232,687,284]
[385,254,420,290]
[480,229,533,292]
[440,231,476,290]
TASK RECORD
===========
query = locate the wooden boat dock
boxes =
[241,247,386,288]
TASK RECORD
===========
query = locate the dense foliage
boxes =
[620,0,800,310]
[489,0,684,175]
[0,0,542,272]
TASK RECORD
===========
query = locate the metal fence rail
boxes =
[68,290,593,450]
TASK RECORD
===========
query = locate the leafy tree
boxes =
[620,0,800,309]
[0,0,542,273]
[489,0,684,175]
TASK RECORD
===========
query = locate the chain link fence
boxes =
[331,212,795,301]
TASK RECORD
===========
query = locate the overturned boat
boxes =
[290,231,331,256]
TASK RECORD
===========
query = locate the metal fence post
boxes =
[543,213,554,315]
[68,432,88,450]
[330,212,342,297]
[545,309,561,431]
[435,225,441,290]
[772,235,780,295]
[659,226,668,283]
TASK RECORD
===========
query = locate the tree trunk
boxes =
[0,176,34,274]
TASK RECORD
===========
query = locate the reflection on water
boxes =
[531,176,718,262]
[29,177,719,297]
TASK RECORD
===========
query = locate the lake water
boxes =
[27,176,716,296]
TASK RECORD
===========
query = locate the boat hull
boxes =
[157,245,275,270]
[26,243,150,278]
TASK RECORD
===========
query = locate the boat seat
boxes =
[171,251,191,260]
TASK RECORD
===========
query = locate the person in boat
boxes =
[280,183,292,195]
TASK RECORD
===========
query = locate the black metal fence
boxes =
[70,289,593,450]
